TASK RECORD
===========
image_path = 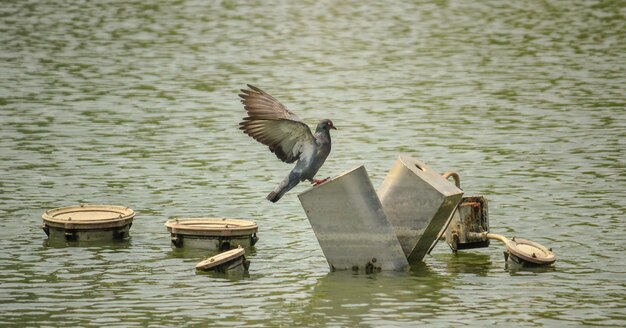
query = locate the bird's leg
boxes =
[310,177,331,186]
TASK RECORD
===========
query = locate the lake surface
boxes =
[1,0,624,326]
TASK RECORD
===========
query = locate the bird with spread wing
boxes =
[239,84,336,202]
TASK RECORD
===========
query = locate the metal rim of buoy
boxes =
[164,218,258,237]
[195,247,245,271]
[42,204,135,229]
[487,233,556,265]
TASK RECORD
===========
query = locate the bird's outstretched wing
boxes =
[239,85,315,163]
[240,84,301,121]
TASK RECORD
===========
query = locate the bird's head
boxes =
[317,119,337,132]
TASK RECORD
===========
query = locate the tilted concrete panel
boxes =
[298,165,409,272]
[378,155,464,262]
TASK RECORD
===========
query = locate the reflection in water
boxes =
[505,260,558,275]
[43,237,133,249]
[301,267,454,326]
[442,252,495,277]
[167,246,220,260]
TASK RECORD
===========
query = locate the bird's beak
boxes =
[331,125,337,130]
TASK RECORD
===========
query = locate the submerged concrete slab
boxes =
[378,155,464,262]
[298,165,409,272]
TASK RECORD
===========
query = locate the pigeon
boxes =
[239,84,336,202]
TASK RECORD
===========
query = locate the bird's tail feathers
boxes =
[266,190,282,203]
[267,172,301,203]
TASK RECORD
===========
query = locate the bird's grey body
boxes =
[266,122,333,202]
[238,84,336,202]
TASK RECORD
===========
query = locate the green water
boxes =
[1,0,624,326]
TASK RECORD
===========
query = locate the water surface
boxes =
[1,0,624,326]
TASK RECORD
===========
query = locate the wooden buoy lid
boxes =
[165,218,258,237]
[42,205,135,229]
[196,247,245,270]
[506,237,556,265]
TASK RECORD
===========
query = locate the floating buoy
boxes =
[195,246,250,274]
[487,233,556,266]
[42,204,135,242]
[164,218,258,251]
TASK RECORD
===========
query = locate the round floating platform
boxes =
[196,247,249,273]
[42,204,135,242]
[165,218,258,251]
[487,233,556,266]
[505,237,556,266]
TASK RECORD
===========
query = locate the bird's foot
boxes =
[311,177,331,186]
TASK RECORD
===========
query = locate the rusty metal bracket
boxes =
[250,233,258,247]
[42,224,50,237]
[170,234,182,248]
[64,230,78,241]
